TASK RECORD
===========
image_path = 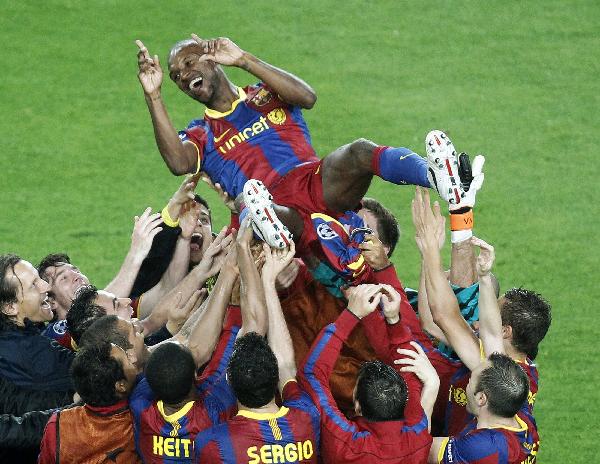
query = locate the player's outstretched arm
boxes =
[395,341,440,431]
[185,235,238,367]
[262,242,297,390]
[136,177,200,317]
[237,219,268,337]
[412,188,481,371]
[135,40,198,175]
[191,35,317,109]
[415,211,450,344]
[471,236,504,357]
[449,154,485,287]
[104,208,162,298]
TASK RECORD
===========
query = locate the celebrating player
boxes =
[135,36,469,283]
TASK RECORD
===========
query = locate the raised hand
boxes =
[130,207,163,260]
[359,233,391,271]
[166,289,207,334]
[191,34,245,67]
[411,187,440,254]
[262,241,296,283]
[172,174,200,206]
[136,39,163,96]
[394,341,440,387]
[432,200,447,251]
[199,173,237,212]
[380,284,401,324]
[236,217,255,250]
[345,284,383,319]
[195,226,234,278]
[179,201,201,240]
[471,236,495,277]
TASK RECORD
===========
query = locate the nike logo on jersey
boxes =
[213,129,232,143]
[399,154,412,160]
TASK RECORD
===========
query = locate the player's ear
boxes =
[1,302,18,318]
[115,380,128,395]
[475,391,487,408]
[502,325,513,340]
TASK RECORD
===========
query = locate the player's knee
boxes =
[348,138,376,157]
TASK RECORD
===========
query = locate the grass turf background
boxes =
[1,1,598,461]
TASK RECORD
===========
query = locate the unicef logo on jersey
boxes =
[316,223,338,241]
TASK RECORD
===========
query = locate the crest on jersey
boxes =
[316,223,338,241]
[251,89,273,107]
[53,319,68,335]
[267,109,286,125]
[453,387,467,406]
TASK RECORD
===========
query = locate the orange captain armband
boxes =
[450,208,474,231]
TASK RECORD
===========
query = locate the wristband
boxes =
[449,208,474,231]
[161,206,180,228]
[451,229,473,244]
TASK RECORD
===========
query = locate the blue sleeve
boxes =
[194,424,237,463]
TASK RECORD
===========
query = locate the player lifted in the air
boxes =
[135,36,472,284]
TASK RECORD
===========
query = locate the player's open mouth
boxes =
[189,77,203,91]
[41,297,52,314]
[190,232,203,251]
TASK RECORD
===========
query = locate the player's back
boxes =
[439,411,540,464]
[131,377,235,463]
[194,381,320,464]
[445,359,539,436]
[319,414,431,464]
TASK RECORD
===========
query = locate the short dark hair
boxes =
[146,343,195,404]
[194,194,211,222]
[227,332,278,408]
[71,342,125,407]
[501,288,551,360]
[0,254,22,331]
[80,315,131,351]
[356,360,408,421]
[67,285,106,344]
[361,198,400,257]
[37,253,71,281]
[476,353,529,417]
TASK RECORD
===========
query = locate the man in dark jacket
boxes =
[0,254,76,462]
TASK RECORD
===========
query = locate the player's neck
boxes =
[477,410,519,430]
[162,390,196,415]
[206,81,240,113]
[504,342,527,362]
[238,399,280,416]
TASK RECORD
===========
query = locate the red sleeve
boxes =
[360,310,392,363]
[374,264,434,350]
[180,123,207,174]
[38,412,58,464]
[360,306,425,421]
[299,310,367,458]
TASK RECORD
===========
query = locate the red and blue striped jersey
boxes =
[445,358,539,436]
[308,211,375,285]
[299,309,432,464]
[130,306,241,463]
[193,380,320,464]
[178,84,318,199]
[438,411,539,464]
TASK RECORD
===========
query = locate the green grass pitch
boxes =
[1,1,598,461]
